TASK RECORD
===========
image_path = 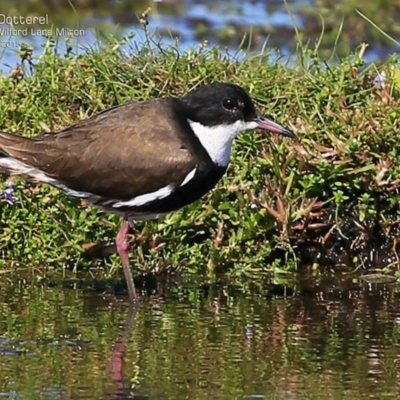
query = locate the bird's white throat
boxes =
[188,119,258,167]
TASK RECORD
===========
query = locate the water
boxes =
[1,1,291,72]
[0,275,399,399]
[0,0,397,73]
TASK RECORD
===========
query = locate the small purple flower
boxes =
[1,181,18,205]
[373,72,386,88]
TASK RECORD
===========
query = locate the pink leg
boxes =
[116,220,137,303]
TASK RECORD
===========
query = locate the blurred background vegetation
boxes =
[0,0,399,61]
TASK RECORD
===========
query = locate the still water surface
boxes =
[0,276,399,399]
[0,0,396,71]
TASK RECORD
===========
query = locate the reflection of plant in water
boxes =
[0,0,399,57]
[298,0,400,56]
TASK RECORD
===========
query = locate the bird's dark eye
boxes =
[222,98,237,111]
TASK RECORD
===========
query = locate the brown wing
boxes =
[0,98,196,199]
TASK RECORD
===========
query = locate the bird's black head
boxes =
[176,82,295,167]
[181,82,258,127]
[180,82,296,139]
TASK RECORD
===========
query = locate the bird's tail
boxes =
[0,132,49,182]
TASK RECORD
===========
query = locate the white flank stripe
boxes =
[180,167,197,187]
[188,119,258,167]
[105,168,196,210]
[0,157,99,200]
[0,157,46,179]
[112,184,174,208]
[0,157,196,210]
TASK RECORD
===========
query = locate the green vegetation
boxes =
[1,22,400,281]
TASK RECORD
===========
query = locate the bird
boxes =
[0,82,296,303]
